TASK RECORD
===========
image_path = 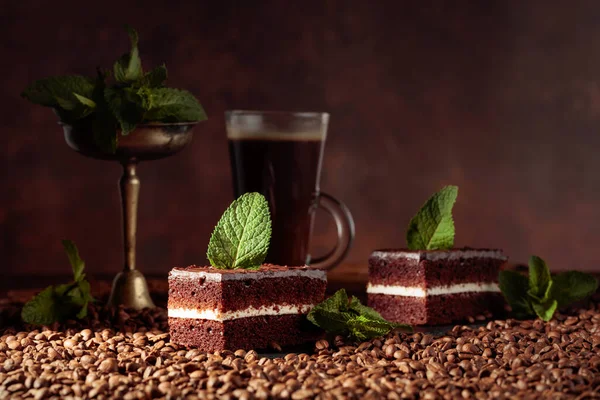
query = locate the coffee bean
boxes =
[234,349,247,358]
[393,350,407,360]
[315,340,329,350]
[108,375,121,389]
[420,335,434,346]
[157,381,172,394]
[2,292,599,398]
[79,354,96,367]
[88,382,107,398]
[292,388,314,399]
[242,352,257,365]
[98,358,118,373]
[13,340,27,351]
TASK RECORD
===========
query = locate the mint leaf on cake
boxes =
[369,186,508,326]
[169,194,326,351]
[406,185,458,250]
[499,255,598,321]
[22,240,94,325]
[206,192,272,269]
[308,289,412,341]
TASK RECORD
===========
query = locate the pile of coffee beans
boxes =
[0,299,599,399]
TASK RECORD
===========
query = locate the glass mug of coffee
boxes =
[225,110,354,270]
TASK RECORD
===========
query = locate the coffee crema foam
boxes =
[226,130,325,141]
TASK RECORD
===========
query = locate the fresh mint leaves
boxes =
[104,86,144,135]
[207,192,272,270]
[499,255,598,321]
[91,70,119,153]
[497,270,533,318]
[308,289,412,341]
[21,75,96,124]
[113,26,143,83]
[62,239,85,282]
[406,185,458,250]
[21,240,94,325]
[552,271,599,307]
[139,65,168,88]
[103,27,206,136]
[20,287,62,326]
[22,26,206,152]
[528,255,552,301]
[142,88,207,122]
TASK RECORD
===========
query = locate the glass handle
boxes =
[310,192,355,271]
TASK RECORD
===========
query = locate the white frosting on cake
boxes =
[370,249,506,262]
[169,267,327,282]
[168,303,315,321]
[366,282,500,297]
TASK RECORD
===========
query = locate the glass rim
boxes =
[225,109,330,119]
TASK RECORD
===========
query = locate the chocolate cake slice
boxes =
[168,264,326,351]
[367,249,507,325]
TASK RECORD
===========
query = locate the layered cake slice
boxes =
[168,264,326,351]
[367,249,507,325]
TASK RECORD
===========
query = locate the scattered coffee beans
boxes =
[0,295,599,398]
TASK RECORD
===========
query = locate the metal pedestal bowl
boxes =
[63,122,197,309]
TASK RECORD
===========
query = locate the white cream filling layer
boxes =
[371,250,506,262]
[366,282,500,297]
[169,268,326,282]
[168,304,315,321]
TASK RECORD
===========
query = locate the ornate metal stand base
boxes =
[107,269,155,309]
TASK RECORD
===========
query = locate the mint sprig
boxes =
[406,185,458,250]
[21,75,96,124]
[21,240,94,325]
[499,255,598,321]
[21,26,206,152]
[91,69,119,153]
[142,88,208,122]
[207,192,272,270]
[308,289,412,342]
[113,25,143,84]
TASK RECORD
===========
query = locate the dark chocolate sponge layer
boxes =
[168,265,326,312]
[169,314,322,351]
[368,292,505,326]
[368,248,507,287]
[167,264,326,351]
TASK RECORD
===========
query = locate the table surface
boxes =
[1,265,599,399]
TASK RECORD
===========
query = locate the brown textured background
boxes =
[2,0,600,279]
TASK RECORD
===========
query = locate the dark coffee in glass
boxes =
[226,111,354,270]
